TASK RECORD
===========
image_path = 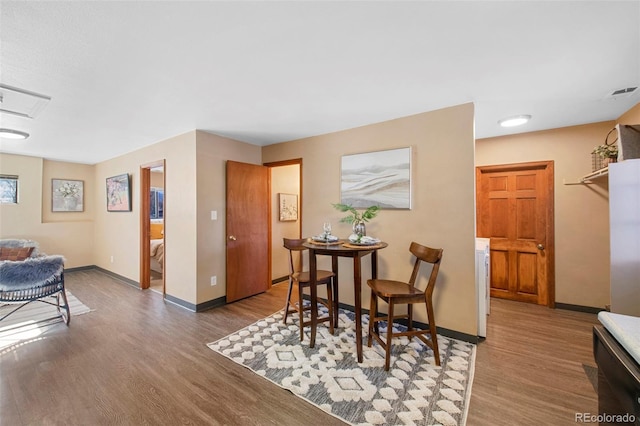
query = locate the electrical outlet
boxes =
[110,255,114,263]
[210,276,217,286]
[211,210,217,220]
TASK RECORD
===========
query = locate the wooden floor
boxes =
[1,270,600,425]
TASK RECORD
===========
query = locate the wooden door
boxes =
[140,160,165,293]
[226,161,270,302]
[476,161,554,307]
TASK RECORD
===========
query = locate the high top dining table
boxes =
[303,239,388,363]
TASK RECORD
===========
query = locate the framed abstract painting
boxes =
[340,147,411,209]
[106,173,131,212]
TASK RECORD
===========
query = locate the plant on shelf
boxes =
[592,143,618,160]
[332,203,380,237]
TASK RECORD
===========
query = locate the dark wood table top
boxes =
[303,239,388,254]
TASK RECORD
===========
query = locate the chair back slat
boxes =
[408,241,443,297]
[283,238,307,275]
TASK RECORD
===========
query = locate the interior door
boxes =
[476,161,554,306]
[226,160,270,302]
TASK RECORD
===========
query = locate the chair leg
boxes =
[407,303,413,331]
[426,301,440,366]
[283,278,294,324]
[368,290,377,347]
[326,280,334,335]
[298,283,305,341]
[57,289,70,325]
[385,300,394,371]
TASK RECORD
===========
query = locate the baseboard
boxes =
[555,302,605,315]
[336,301,479,344]
[64,265,96,272]
[272,276,288,285]
[92,266,140,288]
[196,296,226,312]
[70,266,225,313]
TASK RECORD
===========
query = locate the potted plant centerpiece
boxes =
[332,203,380,239]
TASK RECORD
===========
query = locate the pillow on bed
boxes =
[150,223,164,239]
[0,247,35,261]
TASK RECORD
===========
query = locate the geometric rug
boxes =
[208,307,476,426]
[0,291,91,351]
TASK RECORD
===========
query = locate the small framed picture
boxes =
[106,173,131,212]
[279,193,298,221]
[52,179,84,212]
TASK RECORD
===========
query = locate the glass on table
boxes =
[322,222,332,240]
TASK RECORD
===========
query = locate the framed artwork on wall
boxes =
[106,173,131,212]
[52,178,84,212]
[340,147,412,209]
[279,193,298,221]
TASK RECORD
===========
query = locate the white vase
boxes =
[64,196,78,210]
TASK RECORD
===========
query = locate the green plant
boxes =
[332,203,380,224]
[592,143,618,159]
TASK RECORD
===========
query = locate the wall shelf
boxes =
[564,167,609,185]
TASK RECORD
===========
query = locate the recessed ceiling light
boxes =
[0,128,30,139]
[498,115,531,128]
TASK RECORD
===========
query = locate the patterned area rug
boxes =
[208,308,476,425]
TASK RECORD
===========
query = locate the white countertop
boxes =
[598,311,640,365]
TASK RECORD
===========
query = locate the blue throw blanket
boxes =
[0,255,65,291]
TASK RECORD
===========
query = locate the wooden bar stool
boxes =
[367,242,443,370]
[282,238,335,340]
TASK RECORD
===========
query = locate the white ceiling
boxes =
[1,1,639,165]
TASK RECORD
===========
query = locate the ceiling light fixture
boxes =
[498,115,531,128]
[0,128,30,140]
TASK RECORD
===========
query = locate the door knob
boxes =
[537,244,545,250]
[228,235,237,241]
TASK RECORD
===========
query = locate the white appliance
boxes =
[609,159,640,316]
[475,238,490,337]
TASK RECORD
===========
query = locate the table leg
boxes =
[353,254,363,363]
[372,250,378,279]
[309,248,318,348]
[332,256,339,327]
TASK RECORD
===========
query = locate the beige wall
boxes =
[195,130,262,305]
[618,102,640,124]
[263,103,478,336]
[0,153,95,267]
[271,164,300,281]
[476,122,615,308]
[150,170,164,189]
[94,131,198,304]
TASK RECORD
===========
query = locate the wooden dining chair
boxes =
[282,238,335,341]
[367,242,443,371]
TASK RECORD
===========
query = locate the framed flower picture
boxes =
[106,173,131,212]
[279,193,298,221]
[52,179,84,212]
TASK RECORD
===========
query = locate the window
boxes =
[150,187,164,219]
[0,175,18,204]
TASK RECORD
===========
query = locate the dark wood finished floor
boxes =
[1,270,600,425]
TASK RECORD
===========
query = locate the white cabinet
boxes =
[476,238,490,337]
[609,159,640,316]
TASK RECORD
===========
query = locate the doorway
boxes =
[266,159,302,284]
[224,159,302,303]
[476,161,555,307]
[140,160,166,294]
